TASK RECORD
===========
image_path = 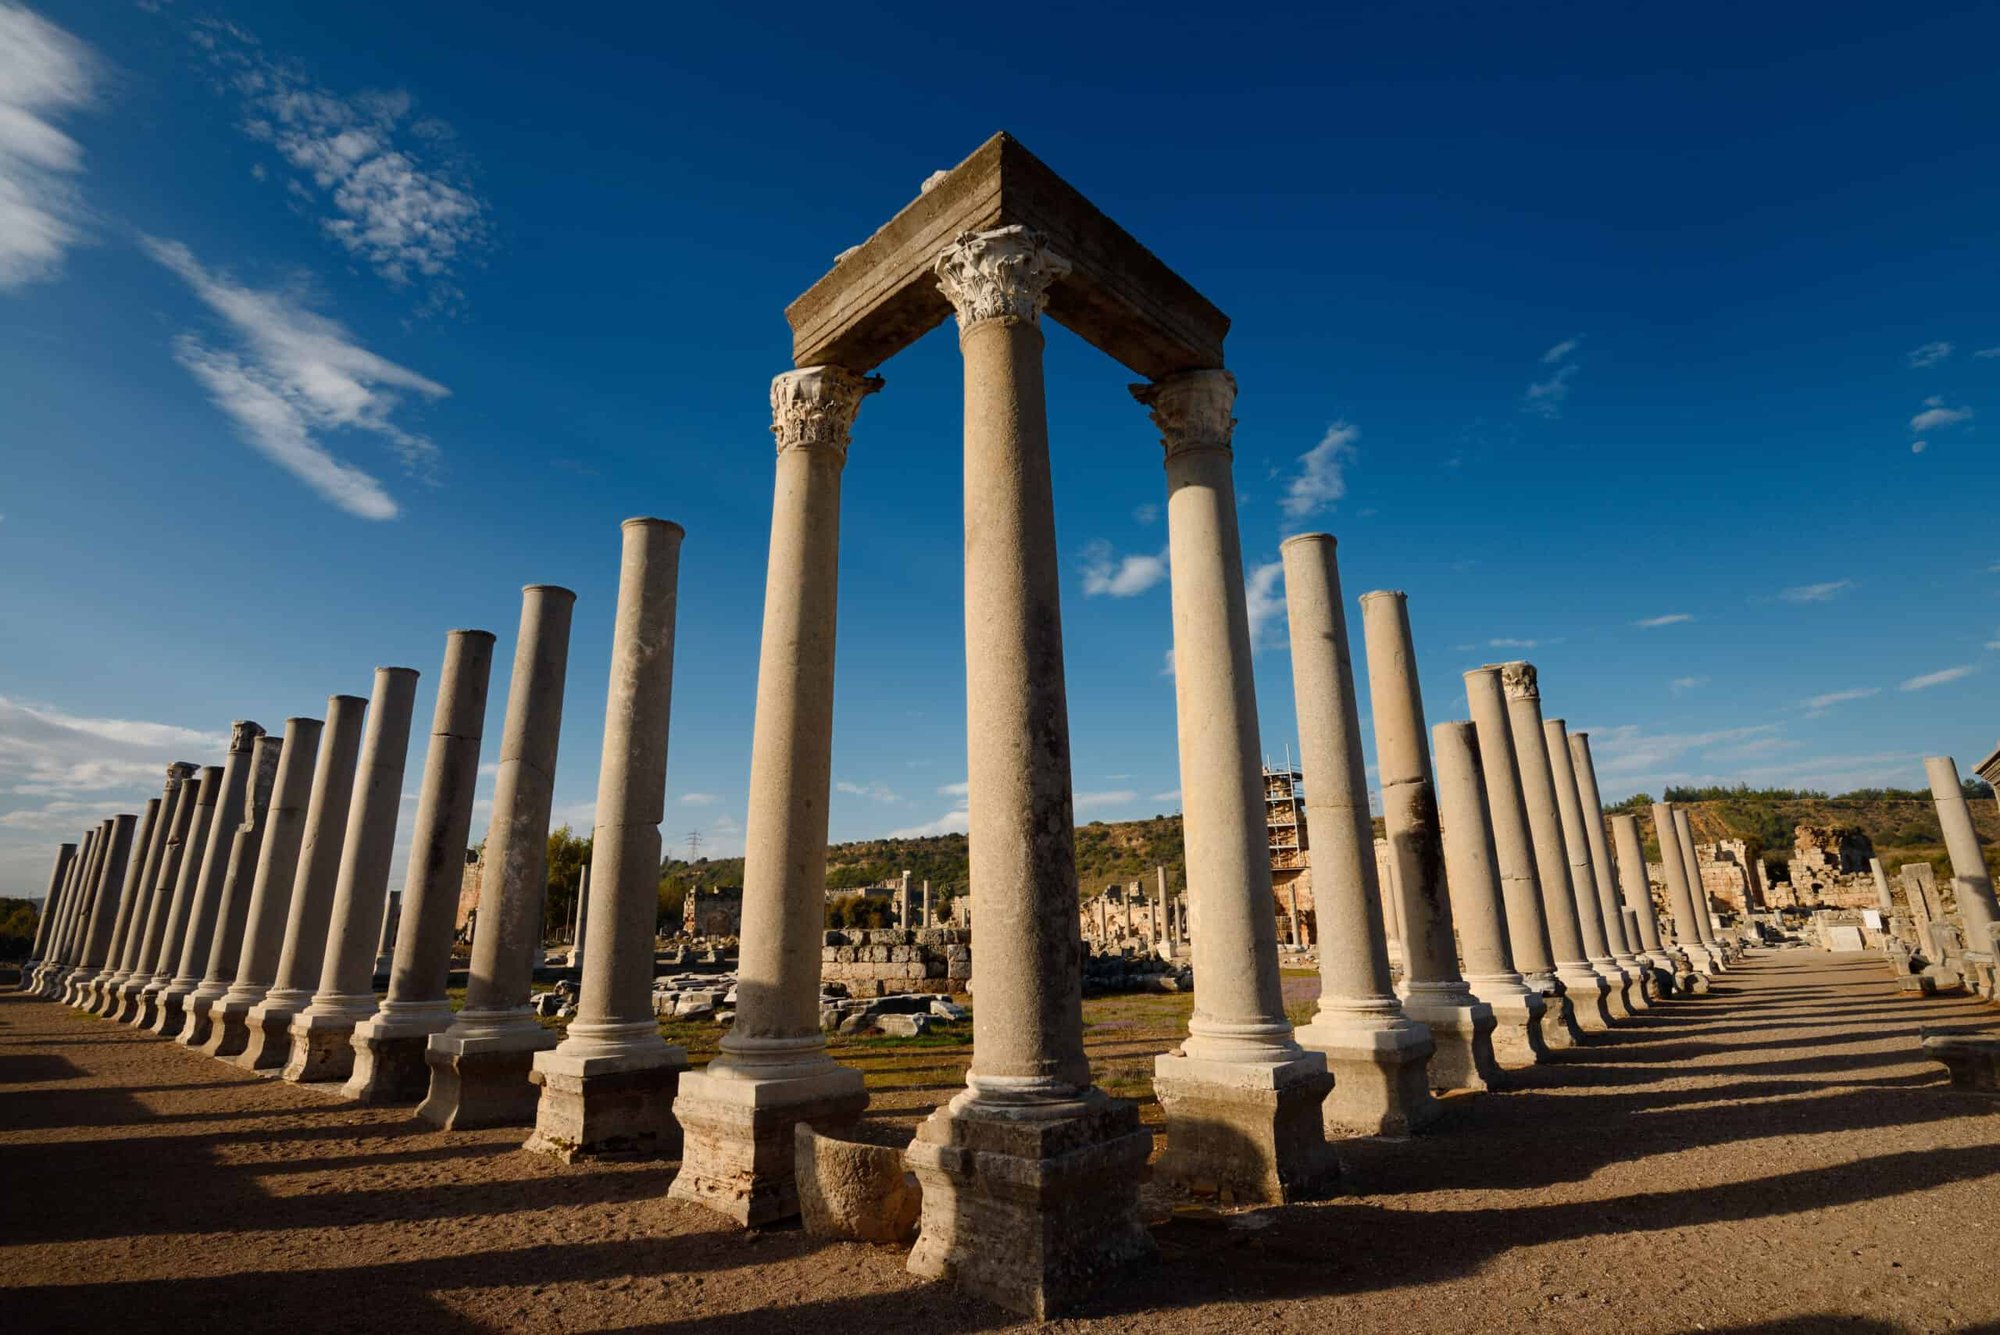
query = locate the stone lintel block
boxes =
[1921,1031,2000,1093]
[669,1065,869,1225]
[1399,997,1502,1092]
[797,1123,921,1245]
[417,1026,559,1130]
[1150,1052,1339,1204]
[524,1048,689,1162]
[786,133,1228,381]
[904,1093,1155,1320]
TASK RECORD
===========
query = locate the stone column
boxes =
[1281,534,1439,1133]
[1463,667,1576,1048]
[673,367,877,1224]
[346,630,495,1102]
[1654,804,1716,978]
[61,819,132,1003]
[374,891,403,975]
[240,697,367,1069]
[21,843,77,991]
[904,227,1152,1318]
[527,518,690,1158]
[924,879,934,929]
[1362,592,1499,1090]
[422,586,575,1129]
[285,668,419,1082]
[1611,813,1678,986]
[39,824,103,996]
[1498,663,1614,1030]
[132,766,222,1028]
[1927,755,2000,996]
[1673,808,1725,964]
[1544,719,1633,1020]
[1871,857,1896,913]
[154,722,266,1036]
[566,862,589,968]
[80,797,165,1011]
[205,718,322,1059]
[113,771,203,1022]
[181,735,282,1047]
[71,809,149,1009]
[1569,731,1649,1009]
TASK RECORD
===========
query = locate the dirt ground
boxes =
[5,950,2000,1334]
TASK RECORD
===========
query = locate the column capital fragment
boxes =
[1498,659,1539,701]
[933,224,1070,333]
[769,366,882,458]
[1130,368,1236,461]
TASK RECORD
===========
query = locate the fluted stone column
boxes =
[41,823,102,998]
[904,227,1152,1318]
[1654,804,1716,979]
[673,368,878,1223]
[240,697,366,1068]
[527,519,689,1158]
[422,587,575,1128]
[56,821,122,1002]
[133,767,222,1027]
[70,810,147,1009]
[347,631,496,1102]
[154,722,265,1035]
[1499,664,1614,1030]
[1545,719,1633,1021]
[204,718,322,1059]
[285,668,419,1082]
[82,797,166,1011]
[1673,807,1726,966]
[1464,667,1578,1048]
[115,771,207,1022]
[1282,536,1440,1132]
[21,843,77,992]
[180,736,282,1047]
[1569,731,1649,1009]
[1927,756,2000,997]
[1363,592,1499,1090]
[1611,813,1679,987]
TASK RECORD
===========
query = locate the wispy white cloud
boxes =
[1148,789,1181,805]
[835,779,899,803]
[1586,721,1782,785]
[1780,578,1853,604]
[937,779,968,798]
[144,236,447,519]
[1080,541,1169,598]
[1131,503,1159,525]
[1486,637,1539,649]
[887,807,967,839]
[1906,341,1953,368]
[1635,613,1694,628]
[677,791,718,806]
[1074,790,1137,813]
[1900,665,1975,692]
[1541,338,1579,364]
[1669,676,1708,694]
[1912,439,1929,455]
[0,3,98,291]
[1974,347,2000,360]
[1910,396,1973,434]
[1524,338,1580,417]
[1280,421,1359,521]
[1159,648,1175,679]
[1245,560,1285,650]
[1803,686,1879,717]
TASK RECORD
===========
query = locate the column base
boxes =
[905,1089,1155,1319]
[1295,1011,1439,1137]
[78,975,116,1013]
[1613,956,1652,1010]
[129,983,168,1030]
[1588,962,1634,1021]
[176,984,231,1048]
[1399,994,1501,1091]
[1555,966,1616,1031]
[235,995,307,1070]
[107,981,147,1025]
[148,982,198,1038]
[1477,988,1549,1067]
[343,1009,456,1104]
[668,1061,869,1224]
[198,993,263,1060]
[282,998,376,1084]
[1537,988,1584,1049]
[524,1041,690,1161]
[56,972,83,1005]
[1150,1051,1338,1203]
[418,1020,560,1129]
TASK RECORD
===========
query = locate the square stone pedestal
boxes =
[1400,995,1501,1091]
[1557,968,1616,1031]
[1921,1030,2000,1093]
[1536,988,1583,1049]
[235,998,305,1070]
[129,986,167,1030]
[198,996,260,1060]
[418,1023,560,1129]
[1480,990,1549,1068]
[108,983,147,1025]
[282,1004,373,1084]
[524,1044,689,1161]
[176,988,230,1049]
[905,1091,1155,1319]
[343,1011,455,1104]
[1150,1050,1338,1202]
[668,1064,869,1224]
[149,985,196,1038]
[1296,1012,1439,1137]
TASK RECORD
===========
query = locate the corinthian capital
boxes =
[933,225,1070,332]
[228,720,266,753]
[165,761,197,785]
[770,366,883,457]
[1130,369,1236,460]
[1499,661,1539,701]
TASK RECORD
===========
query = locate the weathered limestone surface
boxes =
[132,767,222,1029]
[1611,813,1680,986]
[795,1124,921,1244]
[528,521,689,1160]
[1674,808,1726,966]
[1570,731,1649,1010]
[79,798,164,1011]
[21,843,77,993]
[1655,804,1717,977]
[155,723,265,1036]
[180,736,282,1048]
[40,825,103,997]
[1922,1029,2000,1093]
[63,817,135,1003]
[1544,719,1632,1021]
[113,771,205,1023]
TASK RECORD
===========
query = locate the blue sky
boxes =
[3,1,1996,892]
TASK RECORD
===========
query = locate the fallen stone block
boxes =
[1921,1028,2000,1094]
[930,998,969,1021]
[877,1014,933,1038]
[796,1123,921,1245]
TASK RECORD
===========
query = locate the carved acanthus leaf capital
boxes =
[165,761,197,784]
[770,366,883,457]
[1500,661,1539,701]
[934,226,1070,332]
[228,720,266,753]
[1130,369,1236,460]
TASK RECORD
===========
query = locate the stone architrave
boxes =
[1362,593,1499,1090]
[672,368,877,1224]
[203,718,322,1059]
[1610,814,1680,984]
[1927,756,2000,998]
[72,809,151,1009]
[1544,719,1634,1020]
[240,697,367,1069]
[1140,370,1335,1200]
[1673,808,1726,966]
[40,824,104,998]
[180,735,283,1047]
[1284,548,1440,1131]
[153,722,266,1036]
[1464,667,1577,1049]
[132,767,223,1028]
[21,843,77,992]
[1497,664,1615,1031]
[80,798,164,1011]
[527,520,691,1159]
[901,226,1154,1316]
[421,586,575,1129]
[1654,804,1717,976]
[285,668,420,1083]
[63,818,136,1003]
[344,632,495,1103]
[1569,732,1650,1010]
[112,771,203,1022]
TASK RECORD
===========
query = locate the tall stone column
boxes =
[1464,667,1577,1047]
[21,843,77,991]
[181,735,283,1046]
[1871,857,1896,913]
[204,718,322,1059]
[904,227,1152,1319]
[81,797,166,1010]
[71,809,150,1009]
[527,519,690,1157]
[1927,755,2000,996]
[1544,719,1633,1020]
[1673,808,1725,965]
[240,697,366,1068]
[1362,592,1499,1090]
[100,776,182,1013]
[1281,535,1438,1133]
[114,771,205,1022]
[154,722,266,1036]
[1499,663,1614,1030]
[347,630,496,1102]
[422,586,575,1128]
[1138,368,1335,1199]
[673,367,878,1223]
[1610,813,1678,983]
[132,767,222,1028]
[57,821,124,1002]
[285,668,419,1082]
[1568,731,1648,1009]
[1654,804,1716,977]
[565,862,589,968]
[40,823,101,998]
